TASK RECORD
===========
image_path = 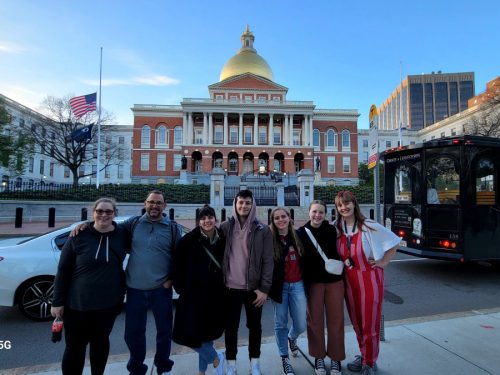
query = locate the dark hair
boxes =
[197,204,216,224]
[92,197,118,215]
[146,190,165,200]
[235,189,253,201]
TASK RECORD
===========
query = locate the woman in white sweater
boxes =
[334,191,400,375]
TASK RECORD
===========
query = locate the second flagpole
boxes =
[96,47,103,189]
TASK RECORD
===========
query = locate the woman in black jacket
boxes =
[172,205,226,375]
[297,200,345,375]
[51,198,129,375]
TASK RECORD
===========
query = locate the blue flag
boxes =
[70,124,94,142]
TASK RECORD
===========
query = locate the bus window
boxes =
[475,158,495,205]
[394,166,412,204]
[426,156,460,204]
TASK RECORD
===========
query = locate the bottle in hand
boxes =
[51,316,63,343]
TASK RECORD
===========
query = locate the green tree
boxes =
[0,98,33,176]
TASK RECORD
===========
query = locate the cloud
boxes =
[81,75,180,87]
[0,41,26,54]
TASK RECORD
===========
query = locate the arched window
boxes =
[326,129,337,149]
[141,125,151,147]
[155,125,167,147]
[313,129,320,148]
[174,126,183,145]
[342,129,350,149]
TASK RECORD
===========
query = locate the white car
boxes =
[0,217,186,321]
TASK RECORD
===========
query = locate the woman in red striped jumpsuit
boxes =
[334,191,400,375]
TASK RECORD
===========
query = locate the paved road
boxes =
[1,252,499,370]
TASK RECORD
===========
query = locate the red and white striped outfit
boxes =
[338,231,384,368]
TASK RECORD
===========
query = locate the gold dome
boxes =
[219,26,273,82]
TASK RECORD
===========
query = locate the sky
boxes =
[1,0,498,129]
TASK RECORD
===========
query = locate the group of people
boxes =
[51,188,400,375]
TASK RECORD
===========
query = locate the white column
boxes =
[289,114,294,146]
[208,113,213,144]
[182,113,188,144]
[253,113,259,146]
[223,112,228,145]
[301,116,306,146]
[269,114,274,146]
[239,113,243,146]
[309,115,314,147]
[203,112,208,143]
[284,115,289,146]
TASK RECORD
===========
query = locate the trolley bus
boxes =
[381,135,500,262]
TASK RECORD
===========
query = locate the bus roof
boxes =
[380,134,500,160]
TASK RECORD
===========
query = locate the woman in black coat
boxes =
[172,205,226,375]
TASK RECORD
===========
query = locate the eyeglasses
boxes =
[146,200,164,206]
[95,209,114,216]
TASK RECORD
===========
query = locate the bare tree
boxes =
[464,96,500,137]
[19,95,120,187]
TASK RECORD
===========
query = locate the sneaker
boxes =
[314,358,326,375]
[330,359,342,374]
[361,365,375,375]
[347,356,378,372]
[249,358,261,375]
[288,337,299,357]
[282,356,295,375]
[226,360,237,375]
[213,352,225,375]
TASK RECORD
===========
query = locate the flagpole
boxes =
[96,47,103,189]
[399,61,403,146]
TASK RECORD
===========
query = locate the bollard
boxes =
[195,208,200,222]
[169,208,175,221]
[81,208,88,221]
[268,208,272,225]
[380,314,385,341]
[331,208,336,220]
[221,208,226,222]
[48,207,56,228]
[15,207,23,228]
[141,208,146,215]
[370,208,374,220]
[290,208,294,221]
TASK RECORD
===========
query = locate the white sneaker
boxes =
[160,372,171,375]
[249,358,261,375]
[226,359,237,375]
[213,352,225,375]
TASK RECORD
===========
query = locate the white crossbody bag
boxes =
[304,227,344,275]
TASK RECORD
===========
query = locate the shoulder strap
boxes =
[130,216,141,239]
[170,220,178,245]
[304,227,329,263]
[202,245,222,269]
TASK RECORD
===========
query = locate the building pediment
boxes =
[209,73,288,92]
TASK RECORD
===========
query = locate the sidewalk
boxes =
[6,309,500,375]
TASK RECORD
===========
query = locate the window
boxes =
[64,166,70,178]
[117,165,124,179]
[214,126,223,143]
[173,154,182,171]
[39,160,45,175]
[118,148,124,159]
[328,156,335,173]
[155,125,167,147]
[451,128,457,136]
[257,96,266,103]
[29,157,34,173]
[475,158,495,205]
[49,163,55,177]
[342,157,350,173]
[258,127,267,144]
[174,126,183,145]
[229,157,238,172]
[157,153,166,171]
[426,154,460,204]
[118,136,125,145]
[272,96,280,102]
[273,127,282,145]
[326,129,337,149]
[140,153,149,171]
[293,130,301,146]
[386,140,392,149]
[141,125,151,147]
[194,128,203,144]
[313,129,320,148]
[342,129,350,149]
[362,139,369,148]
[440,132,445,138]
[229,95,238,102]
[244,127,253,144]
[215,94,223,101]
[230,126,238,144]
[245,96,253,102]
[105,167,110,179]
[92,165,97,178]
[363,151,369,163]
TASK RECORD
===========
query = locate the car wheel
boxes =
[18,277,54,321]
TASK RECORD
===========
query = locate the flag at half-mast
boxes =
[69,93,97,118]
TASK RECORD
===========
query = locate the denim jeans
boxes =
[193,341,218,372]
[125,287,174,375]
[272,281,307,357]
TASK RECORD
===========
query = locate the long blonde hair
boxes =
[269,207,304,261]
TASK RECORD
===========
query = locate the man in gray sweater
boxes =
[123,190,181,375]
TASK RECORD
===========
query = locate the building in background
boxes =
[378,72,475,131]
[131,27,360,186]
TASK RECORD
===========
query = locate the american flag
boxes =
[69,93,97,118]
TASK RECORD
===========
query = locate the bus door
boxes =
[383,150,422,252]
[464,147,500,260]
[423,147,463,259]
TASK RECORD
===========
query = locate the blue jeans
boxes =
[272,281,307,357]
[125,287,174,375]
[193,341,218,372]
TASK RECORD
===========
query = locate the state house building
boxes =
[131,27,359,186]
